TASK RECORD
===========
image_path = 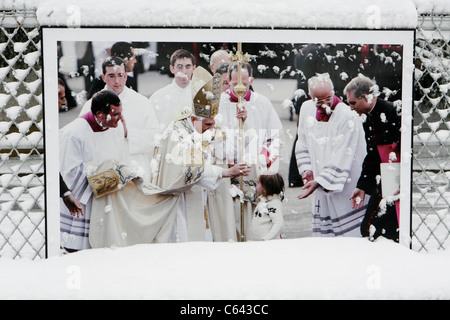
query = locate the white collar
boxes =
[171,79,191,92]
[103,85,129,97]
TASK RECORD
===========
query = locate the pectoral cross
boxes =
[315,200,321,214]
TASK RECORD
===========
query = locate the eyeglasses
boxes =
[314,95,333,106]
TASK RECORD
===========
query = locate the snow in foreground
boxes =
[1,237,450,300]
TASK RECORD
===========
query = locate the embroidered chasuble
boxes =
[87,116,236,248]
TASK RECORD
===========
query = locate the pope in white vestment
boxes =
[87,68,248,247]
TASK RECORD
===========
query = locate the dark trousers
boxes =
[360,191,399,242]
[288,134,303,188]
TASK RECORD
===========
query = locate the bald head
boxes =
[210,49,230,73]
[308,73,334,97]
[311,81,333,99]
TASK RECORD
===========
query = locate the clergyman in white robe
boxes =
[218,88,284,239]
[79,85,160,181]
[218,89,284,165]
[148,79,193,128]
[295,98,367,236]
[59,116,128,251]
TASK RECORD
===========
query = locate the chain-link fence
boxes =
[0,8,45,259]
[0,7,448,259]
[412,13,450,252]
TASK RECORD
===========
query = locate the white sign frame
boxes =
[42,27,415,257]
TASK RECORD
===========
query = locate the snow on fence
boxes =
[412,13,450,252]
[0,7,45,259]
[0,5,448,259]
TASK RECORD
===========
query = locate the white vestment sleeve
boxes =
[126,100,160,155]
[197,164,223,191]
[59,128,92,205]
[315,109,365,192]
[295,106,313,174]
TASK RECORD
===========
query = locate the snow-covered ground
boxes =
[1,237,450,300]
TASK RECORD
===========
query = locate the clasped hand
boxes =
[236,104,247,123]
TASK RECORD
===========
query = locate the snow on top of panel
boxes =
[35,0,418,29]
[413,0,450,14]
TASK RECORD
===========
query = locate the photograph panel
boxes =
[42,28,414,256]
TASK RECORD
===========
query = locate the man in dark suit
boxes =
[345,74,401,242]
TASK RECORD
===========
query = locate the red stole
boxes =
[226,88,251,103]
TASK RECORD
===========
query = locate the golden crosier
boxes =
[229,42,249,242]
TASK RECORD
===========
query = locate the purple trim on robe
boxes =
[316,95,342,122]
[80,112,108,132]
[226,88,252,103]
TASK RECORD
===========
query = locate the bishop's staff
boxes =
[230,43,249,242]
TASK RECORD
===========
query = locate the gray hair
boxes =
[344,74,379,99]
[307,73,334,97]
[210,49,229,67]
